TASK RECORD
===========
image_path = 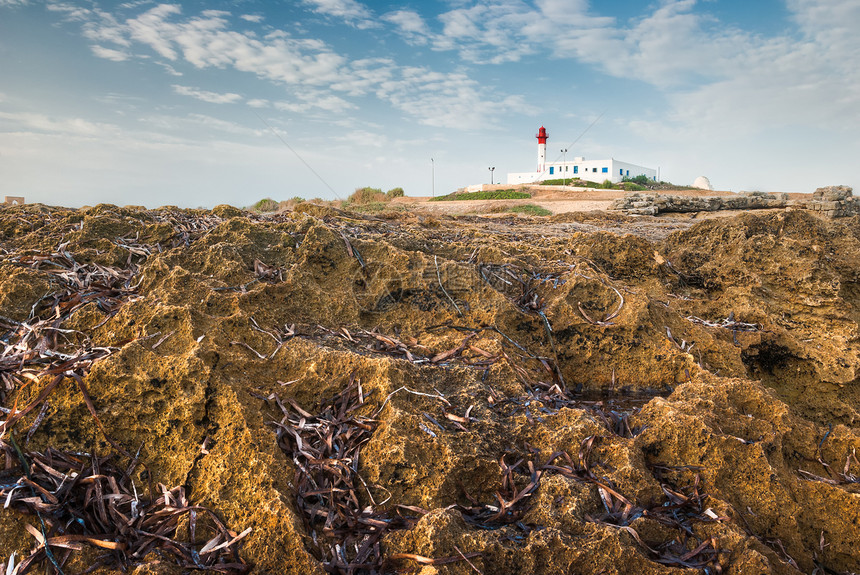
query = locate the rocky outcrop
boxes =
[3,204,860,574]
[610,191,790,215]
[611,186,857,218]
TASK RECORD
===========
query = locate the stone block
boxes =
[814,185,853,201]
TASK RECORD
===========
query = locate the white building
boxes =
[507,126,657,185]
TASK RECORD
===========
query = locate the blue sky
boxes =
[0,0,857,208]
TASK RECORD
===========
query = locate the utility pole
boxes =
[431,157,435,197]
[488,166,495,185]
[561,148,568,186]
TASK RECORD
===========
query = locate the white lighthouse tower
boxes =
[536,126,548,173]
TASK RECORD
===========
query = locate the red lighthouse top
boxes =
[536,126,548,144]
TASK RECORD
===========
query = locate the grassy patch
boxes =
[617,182,649,191]
[539,178,605,188]
[539,178,648,191]
[431,189,531,201]
[506,204,552,216]
[344,202,406,214]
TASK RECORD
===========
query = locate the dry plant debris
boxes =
[0,444,250,574]
[2,203,860,575]
[0,209,253,574]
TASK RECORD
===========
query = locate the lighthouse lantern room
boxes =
[536,126,548,173]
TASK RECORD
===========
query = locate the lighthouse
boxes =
[536,126,548,173]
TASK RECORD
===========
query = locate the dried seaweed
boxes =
[582,455,726,571]
[270,372,418,574]
[270,371,488,573]
[451,434,724,570]
[492,387,653,439]
[0,249,140,409]
[0,239,251,574]
[686,314,761,332]
[457,456,542,529]
[0,444,251,574]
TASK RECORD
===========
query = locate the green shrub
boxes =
[431,189,531,202]
[507,204,551,216]
[602,179,614,189]
[622,175,652,186]
[347,187,386,205]
[252,198,279,212]
[386,187,405,198]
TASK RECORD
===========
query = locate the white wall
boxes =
[507,171,542,184]
[516,159,656,183]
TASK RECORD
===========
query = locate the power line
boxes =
[538,109,607,178]
[254,112,342,200]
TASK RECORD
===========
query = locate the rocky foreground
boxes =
[1,203,859,574]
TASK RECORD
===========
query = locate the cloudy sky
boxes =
[0,0,857,208]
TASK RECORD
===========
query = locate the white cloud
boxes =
[415,0,860,136]
[182,113,263,136]
[46,1,91,21]
[127,4,182,60]
[374,67,530,129]
[302,0,378,29]
[90,45,130,61]
[82,9,130,46]
[431,0,609,64]
[247,98,269,108]
[74,5,523,130]
[100,7,349,87]
[172,85,242,104]
[155,61,182,76]
[272,90,355,114]
[0,111,118,136]
[0,0,29,6]
[240,14,263,23]
[383,9,430,45]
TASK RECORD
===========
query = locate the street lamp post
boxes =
[489,166,495,185]
[561,148,568,187]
